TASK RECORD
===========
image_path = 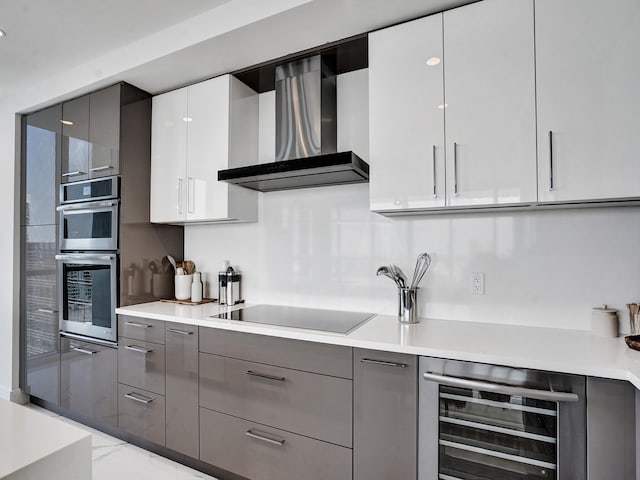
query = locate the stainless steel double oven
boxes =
[57,176,119,343]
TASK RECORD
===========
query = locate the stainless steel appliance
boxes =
[57,253,117,343]
[58,176,119,251]
[419,357,586,480]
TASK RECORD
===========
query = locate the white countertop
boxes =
[116,301,640,389]
[0,400,91,479]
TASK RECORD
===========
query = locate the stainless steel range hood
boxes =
[218,55,369,192]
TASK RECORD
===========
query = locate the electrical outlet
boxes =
[472,272,485,295]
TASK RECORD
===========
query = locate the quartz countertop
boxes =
[116,301,640,389]
[0,399,91,479]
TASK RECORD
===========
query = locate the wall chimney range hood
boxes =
[218,54,369,192]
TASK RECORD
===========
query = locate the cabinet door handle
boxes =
[124,392,154,404]
[166,328,193,336]
[62,171,86,177]
[72,347,97,355]
[187,177,194,214]
[124,321,152,329]
[246,370,286,382]
[37,308,59,314]
[125,345,152,354]
[177,177,183,214]
[361,358,407,368]
[245,429,285,446]
[548,130,554,191]
[453,142,459,197]
[432,145,437,198]
[89,165,114,172]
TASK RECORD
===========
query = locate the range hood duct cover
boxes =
[219,54,369,192]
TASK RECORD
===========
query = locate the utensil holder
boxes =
[632,313,640,335]
[175,274,193,301]
[398,287,419,324]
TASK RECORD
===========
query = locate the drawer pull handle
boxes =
[246,370,286,382]
[62,171,86,177]
[89,165,114,172]
[245,429,285,446]
[166,328,193,336]
[125,345,152,354]
[124,392,153,404]
[72,347,97,355]
[361,358,407,368]
[125,321,152,329]
[37,308,58,314]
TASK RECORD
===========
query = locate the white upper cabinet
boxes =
[369,14,446,212]
[151,75,258,224]
[444,0,537,207]
[535,0,640,203]
[369,0,536,214]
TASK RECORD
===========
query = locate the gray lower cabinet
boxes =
[165,322,199,458]
[118,315,166,345]
[60,336,118,426]
[200,407,351,480]
[118,383,165,446]
[353,348,418,480]
[199,353,352,447]
[118,338,165,395]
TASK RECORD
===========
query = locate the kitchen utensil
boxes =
[410,252,432,288]
[627,304,640,335]
[183,260,196,275]
[376,265,403,288]
[167,255,177,272]
[390,264,407,288]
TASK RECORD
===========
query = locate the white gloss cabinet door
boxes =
[150,88,188,223]
[186,76,230,221]
[369,14,445,212]
[536,0,640,203]
[444,0,537,207]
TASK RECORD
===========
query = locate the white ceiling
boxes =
[1,0,472,109]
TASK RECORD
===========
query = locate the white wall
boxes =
[185,70,640,333]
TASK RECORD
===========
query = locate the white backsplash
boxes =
[185,69,640,332]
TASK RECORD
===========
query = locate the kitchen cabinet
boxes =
[535,0,640,203]
[369,13,445,211]
[61,83,150,183]
[60,336,118,426]
[117,338,166,395]
[23,225,59,405]
[353,349,417,480]
[165,322,199,458]
[118,383,166,446]
[150,74,258,224]
[369,0,536,213]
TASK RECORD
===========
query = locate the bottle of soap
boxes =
[191,272,203,303]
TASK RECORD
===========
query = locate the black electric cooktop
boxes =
[210,305,374,334]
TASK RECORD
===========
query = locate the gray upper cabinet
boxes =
[60,336,118,427]
[61,94,90,183]
[23,104,60,226]
[165,322,199,458]
[353,349,418,480]
[89,85,121,178]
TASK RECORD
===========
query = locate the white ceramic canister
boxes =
[175,274,193,301]
[591,305,618,337]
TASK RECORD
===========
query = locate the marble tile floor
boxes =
[26,404,218,480]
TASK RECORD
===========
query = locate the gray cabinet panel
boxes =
[118,383,165,446]
[60,337,117,426]
[353,348,418,480]
[118,338,165,395]
[89,85,121,177]
[200,407,351,480]
[23,225,59,405]
[199,353,352,447]
[118,315,166,344]
[199,328,352,379]
[587,377,636,479]
[165,322,199,459]
[61,95,90,183]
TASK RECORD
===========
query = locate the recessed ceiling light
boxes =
[437,103,448,110]
[0,30,6,38]
[426,57,441,66]
[183,117,193,122]
[60,120,74,126]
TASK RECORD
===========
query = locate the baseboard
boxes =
[0,387,29,404]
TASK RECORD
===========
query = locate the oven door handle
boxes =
[57,200,119,211]
[423,372,579,403]
[56,254,116,261]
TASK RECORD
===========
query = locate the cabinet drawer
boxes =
[200,407,351,480]
[118,315,165,344]
[118,339,165,395]
[199,328,352,379]
[199,353,352,447]
[118,384,165,446]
